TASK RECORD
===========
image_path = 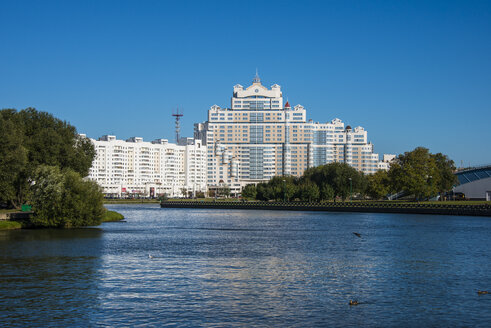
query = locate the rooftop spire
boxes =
[253,68,261,84]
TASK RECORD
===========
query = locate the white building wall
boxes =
[87,135,207,197]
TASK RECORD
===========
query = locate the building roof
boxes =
[455,165,491,185]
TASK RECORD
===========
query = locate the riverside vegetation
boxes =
[101,210,125,222]
[240,147,458,202]
[0,108,108,228]
[0,220,22,230]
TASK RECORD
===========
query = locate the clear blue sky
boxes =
[1,0,490,167]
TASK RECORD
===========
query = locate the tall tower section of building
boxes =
[194,73,386,195]
[194,73,310,195]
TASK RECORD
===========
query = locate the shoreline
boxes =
[160,201,491,217]
[104,199,160,204]
[102,210,125,222]
[0,210,125,230]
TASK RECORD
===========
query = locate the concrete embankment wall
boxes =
[0,212,34,221]
[160,202,491,217]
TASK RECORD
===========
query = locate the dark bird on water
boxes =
[353,232,362,238]
[349,300,359,306]
[477,290,488,295]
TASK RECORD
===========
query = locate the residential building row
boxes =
[85,135,207,197]
[85,74,393,197]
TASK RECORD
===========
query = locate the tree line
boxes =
[0,108,104,227]
[241,147,457,202]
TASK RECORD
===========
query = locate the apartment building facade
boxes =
[194,74,391,194]
[85,135,207,197]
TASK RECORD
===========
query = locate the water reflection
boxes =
[1,205,490,327]
[0,228,103,327]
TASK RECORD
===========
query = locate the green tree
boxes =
[283,180,297,201]
[17,108,95,176]
[70,134,97,177]
[303,162,365,200]
[297,181,320,202]
[241,184,257,200]
[320,183,335,201]
[0,108,96,206]
[432,152,458,197]
[388,147,439,200]
[256,183,274,201]
[29,166,104,228]
[264,176,297,201]
[366,170,390,200]
[0,115,27,208]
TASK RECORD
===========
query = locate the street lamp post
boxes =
[349,177,352,201]
[427,175,433,201]
[282,179,287,202]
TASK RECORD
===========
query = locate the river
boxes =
[1,204,490,327]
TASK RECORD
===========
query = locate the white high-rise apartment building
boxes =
[194,74,390,194]
[85,135,207,197]
[377,154,396,171]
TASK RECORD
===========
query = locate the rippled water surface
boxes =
[1,204,490,327]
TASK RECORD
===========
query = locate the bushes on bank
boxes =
[29,165,104,228]
[0,108,104,228]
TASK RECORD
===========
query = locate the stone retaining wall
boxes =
[160,201,491,217]
[1,212,34,221]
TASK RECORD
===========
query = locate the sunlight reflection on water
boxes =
[1,204,490,327]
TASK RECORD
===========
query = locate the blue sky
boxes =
[1,0,490,166]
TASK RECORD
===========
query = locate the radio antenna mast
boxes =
[172,107,183,143]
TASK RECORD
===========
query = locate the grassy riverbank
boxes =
[102,210,125,222]
[0,209,22,230]
[0,220,23,230]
